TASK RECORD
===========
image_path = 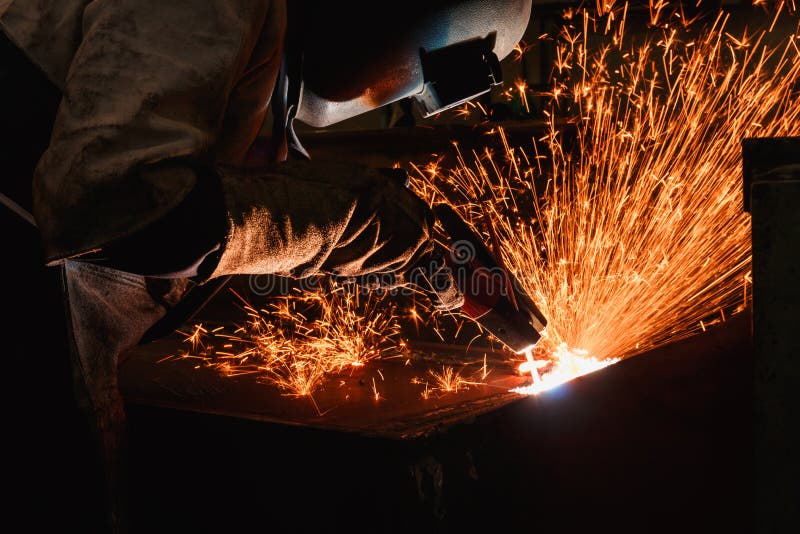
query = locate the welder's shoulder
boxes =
[0,0,87,89]
[0,0,278,91]
[2,0,282,265]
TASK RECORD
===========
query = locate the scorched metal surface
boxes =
[120,331,530,440]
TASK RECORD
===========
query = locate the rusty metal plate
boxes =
[119,331,530,440]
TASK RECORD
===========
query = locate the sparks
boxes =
[174,282,405,398]
[371,377,381,401]
[419,365,485,397]
[411,1,799,390]
[516,78,531,113]
[179,323,208,353]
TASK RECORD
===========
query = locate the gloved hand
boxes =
[347,244,466,312]
[329,167,465,312]
[209,159,435,281]
[401,248,466,312]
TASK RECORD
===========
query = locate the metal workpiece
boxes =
[742,136,800,534]
[121,331,528,441]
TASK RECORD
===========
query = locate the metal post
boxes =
[742,136,800,534]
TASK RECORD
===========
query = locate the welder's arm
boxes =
[93,159,439,283]
[207,159,435,280]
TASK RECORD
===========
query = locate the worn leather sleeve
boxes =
[211,159,435,279]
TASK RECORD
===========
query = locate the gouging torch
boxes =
[431,203,547,354]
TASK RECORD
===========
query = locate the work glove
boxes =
[401,248,466,312]
[336,168,465,312]
[210,159,435,282]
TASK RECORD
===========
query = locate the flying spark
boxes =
[173,282,404,399]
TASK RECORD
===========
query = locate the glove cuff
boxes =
[210,169,354,278]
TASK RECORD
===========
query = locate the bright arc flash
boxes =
[512,344,620,395]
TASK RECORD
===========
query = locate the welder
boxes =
[0,1,533,531]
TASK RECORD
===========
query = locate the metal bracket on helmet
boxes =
[413,33,503,118]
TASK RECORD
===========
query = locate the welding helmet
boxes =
[288,0,532,128]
